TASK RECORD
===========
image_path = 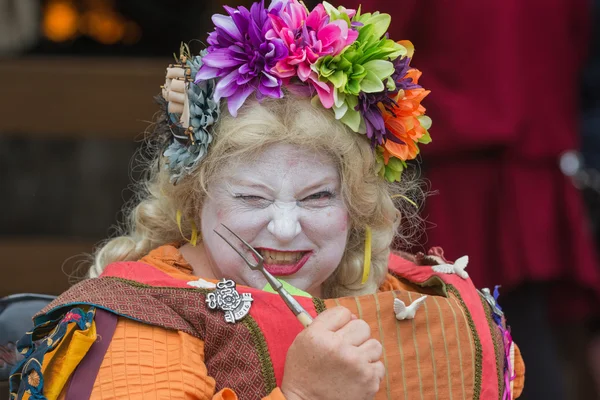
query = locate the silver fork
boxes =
[214,224,314,328]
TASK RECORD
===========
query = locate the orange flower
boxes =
[381,74,430,162]
[404,68,422,85]
[382,121,422,161]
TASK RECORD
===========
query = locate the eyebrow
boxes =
[297,175,339,195]
[228,175,338,194]
[227,178,274,193]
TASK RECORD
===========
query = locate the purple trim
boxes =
[65,309,118,399]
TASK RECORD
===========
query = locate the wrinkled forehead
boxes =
[218,143,340,188]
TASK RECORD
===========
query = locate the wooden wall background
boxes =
[0,57,168,297]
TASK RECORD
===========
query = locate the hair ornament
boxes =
[160,1,432,183]
[161,44,220,183]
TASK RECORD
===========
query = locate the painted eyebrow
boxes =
[227,174,339,195]
[227,178,274,193]
[297,176,339,196]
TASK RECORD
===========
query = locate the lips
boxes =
[256,248,311,276]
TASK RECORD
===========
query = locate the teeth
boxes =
[260,250,304,264]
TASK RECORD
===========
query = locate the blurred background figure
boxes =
[341,0,600,398]
[1,0,599,399]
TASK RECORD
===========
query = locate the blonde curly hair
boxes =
[90,94,423,298]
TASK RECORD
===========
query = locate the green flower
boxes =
[322,1,354,24]
[375,146,407,182]
[313,8,407,132]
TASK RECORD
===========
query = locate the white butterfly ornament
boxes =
[431,255,469,280]
[393,296,428,321]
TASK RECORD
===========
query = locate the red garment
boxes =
[345,0,600,318]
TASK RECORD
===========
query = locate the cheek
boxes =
[305,207,349,239]
[205,197,251,226]
[322,212,348,234]
[204,199,270,239]
[327,209,349,234]
[338,213,349,233]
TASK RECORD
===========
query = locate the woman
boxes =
[9,1,524,399]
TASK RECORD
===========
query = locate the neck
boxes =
[306,283,323,298]
[179,242,219,281]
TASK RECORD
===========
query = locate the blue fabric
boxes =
[8,307,94,400]
[0,294,55,382]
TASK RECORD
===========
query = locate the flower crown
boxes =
[160,0,431,183]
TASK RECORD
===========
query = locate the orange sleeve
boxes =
[90,317,287,400]
[91,318,215,399]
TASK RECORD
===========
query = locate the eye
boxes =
[236,195,264,201]
[234,194,272,208]
[301,190,334,202]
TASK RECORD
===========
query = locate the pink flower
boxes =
[62,311,82,323]
[266,0,358,108]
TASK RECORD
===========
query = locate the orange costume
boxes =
[9,245,524,400]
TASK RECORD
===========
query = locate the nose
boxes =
[267,203,302,243]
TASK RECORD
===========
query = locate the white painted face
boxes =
[200,143,349,296]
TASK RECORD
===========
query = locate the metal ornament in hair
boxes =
[161,44,220,183]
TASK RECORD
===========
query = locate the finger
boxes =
[358,338,383,362]
[372,361,386,383]
[335,319,372,346]
[310,306,353,332]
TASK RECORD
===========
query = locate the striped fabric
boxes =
[325,290,476,400]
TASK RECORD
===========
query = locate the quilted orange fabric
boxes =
[89,317,287,400]
[91,319,214,399]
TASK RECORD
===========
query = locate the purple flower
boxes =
[392,56,421,92]
[195,1,288,117]
[357,93,387,147]
[356,56,420,147]
[357,92,402,147]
